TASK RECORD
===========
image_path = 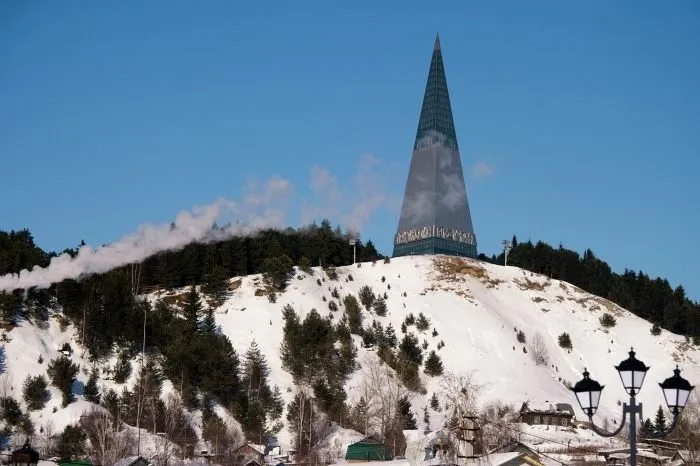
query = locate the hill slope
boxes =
[2,255,698,453]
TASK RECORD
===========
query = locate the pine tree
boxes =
[373,298,388,317]
[653,405,667,434]
[397,395,418,430]
[83,369,101,404]
[430,393,440,411]
[183,286,203,335]
[424,350,444,376]
[201,308,216,335]
[642,418,654,434]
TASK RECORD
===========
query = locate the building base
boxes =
[392,237,477,259]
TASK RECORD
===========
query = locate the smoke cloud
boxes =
[0,155,397,293]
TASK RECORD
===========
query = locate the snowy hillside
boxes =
[2,254,698,453]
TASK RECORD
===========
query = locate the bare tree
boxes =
[438,371,481,420]
[358,358,415,455]
[152,393,194,466]
[677,390,700,460]
[529,332,549,366]
[80,407,136,466]
[479,400,518,452]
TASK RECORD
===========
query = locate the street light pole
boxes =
[349,239,356,265]
[571,349,695,466]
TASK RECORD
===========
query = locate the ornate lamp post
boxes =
[11,440,39,466]
[571,348,695,466]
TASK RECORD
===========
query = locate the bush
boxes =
[558,332,572,350]
[331,287,340,299]
[384,257,390,264]
[23,375,50,410]
[600,313,617,328]
[299,256,312,274]
[516,331,526,343]
[325,267,339,281]
[529,332,549,365]
[328,301,338,312]
[650,323,662,336]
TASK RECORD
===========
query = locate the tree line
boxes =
[484,237,700,343]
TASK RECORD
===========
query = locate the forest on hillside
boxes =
[484,237,700,343]
[0,224,699,463]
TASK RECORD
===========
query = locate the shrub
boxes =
[529,332,549,365]
[600,313,617,328]
[316,279,322,286]
[558,332,572,350]
[650,323,661,336]
[516,330,526,343]
[381,276,386,283]
[384,257,390,264]
[325,267,339,281]
[0,396,23,425]
[23,375,50,410]
[328,301,338,312]
[432,328,438,337]
[331,287,340,299]
[405,313,415,326]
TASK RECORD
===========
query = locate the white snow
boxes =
[2,254,698,459]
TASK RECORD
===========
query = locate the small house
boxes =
[671,450,700,466]
[519,401,573,427]
[231,444,265,466]
[112,457,152,466]
[345,436,393,462]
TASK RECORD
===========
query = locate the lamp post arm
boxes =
[587,411,627,438]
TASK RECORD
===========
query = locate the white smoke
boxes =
[0,155,397,293]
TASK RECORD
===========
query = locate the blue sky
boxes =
[1,1,699,300]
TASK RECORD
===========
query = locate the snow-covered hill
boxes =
[2,255,698,454]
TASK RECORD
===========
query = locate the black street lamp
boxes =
[571,348,695,466]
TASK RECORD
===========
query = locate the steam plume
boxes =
[0,155,397,293]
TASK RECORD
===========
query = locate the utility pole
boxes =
[136,297,146,456]
[502,240,512,267]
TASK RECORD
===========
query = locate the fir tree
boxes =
[653,405,667,434]
[373,298,388,317]
[47,355,79,407]
[183,286,203,335]
[424,350,444,376]
[83,369,101,404]
[397,395,418,430]
[22,375,50,410]
[430,393,440,411]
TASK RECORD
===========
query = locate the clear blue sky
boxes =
[1,1,699,300]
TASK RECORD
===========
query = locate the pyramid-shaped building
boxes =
[393,35,478,258]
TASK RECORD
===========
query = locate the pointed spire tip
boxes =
[434,33,441,50]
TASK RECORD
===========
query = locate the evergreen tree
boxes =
[430,393,440,411]
[358,285,376,310]
[343,295,363,334]
[183,286,203,335]
[653,405,667,434]
[22,375,50,410]
[373,298,388,317]
[83,369,101,404]
[47,355,79,407]
[424,351,444,376]
[397,395,417,430]
[642,418,654,434]
[55,425,87,461]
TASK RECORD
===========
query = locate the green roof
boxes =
[345,437,393,461]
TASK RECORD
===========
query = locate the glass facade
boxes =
[393,35,478,260]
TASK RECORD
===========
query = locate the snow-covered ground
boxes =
[2,254,698,456]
